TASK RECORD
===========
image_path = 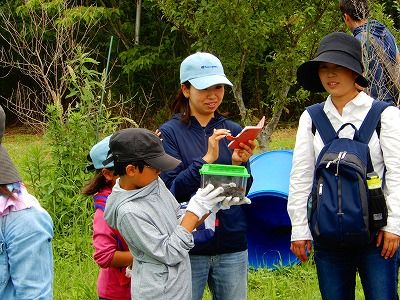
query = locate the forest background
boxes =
[0,0,399,298]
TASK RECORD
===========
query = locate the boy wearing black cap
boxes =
[103,128,227,300]
[287,32,400,299]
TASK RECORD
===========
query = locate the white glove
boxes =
[211,196,252,213]
[222,196,251,207]
[211,183,251,213]
[125,265,132,278]
[186,184,225,219]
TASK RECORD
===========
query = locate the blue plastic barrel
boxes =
[244,150,299,269]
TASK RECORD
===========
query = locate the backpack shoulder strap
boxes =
[358,100,390,144]
[306,103,336,145]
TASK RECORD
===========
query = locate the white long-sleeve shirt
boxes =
[287,92,400,241]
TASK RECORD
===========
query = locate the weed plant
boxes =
[21,52,120,237]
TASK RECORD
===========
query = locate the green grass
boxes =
[3,132,43,168]
[2,128,383,299]
[269,127,297,150]
[53,238,98,299]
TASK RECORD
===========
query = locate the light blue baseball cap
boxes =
[180,52,233,89]
[87,135,113,171]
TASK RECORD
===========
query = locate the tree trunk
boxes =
[135,0,142,45]
[258,85,290,151]
[231,51,249,121]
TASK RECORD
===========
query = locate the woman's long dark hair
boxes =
[172,81,191,125]
[81,170,112,196]
[0,184,16,200]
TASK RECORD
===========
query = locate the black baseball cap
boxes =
[104,128,181,172]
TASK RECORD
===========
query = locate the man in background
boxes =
[340,0,400,106]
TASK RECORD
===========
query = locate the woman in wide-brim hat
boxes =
[287,32,400,299]
[0,105,54,299]
[296,31,368,94]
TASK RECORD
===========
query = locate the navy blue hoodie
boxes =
[353,19,399,104]
[160,113,252,255]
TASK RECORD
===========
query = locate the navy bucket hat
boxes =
[297,32,368,92]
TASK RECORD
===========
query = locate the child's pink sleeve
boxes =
[93,209,118,268]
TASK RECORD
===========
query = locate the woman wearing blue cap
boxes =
[288,32,400,299]
[159,52,255,300]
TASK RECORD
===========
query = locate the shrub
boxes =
[22,52,119,243]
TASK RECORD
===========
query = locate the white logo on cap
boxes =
[201,65,218,69]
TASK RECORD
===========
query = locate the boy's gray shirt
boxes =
[104,177,194,300]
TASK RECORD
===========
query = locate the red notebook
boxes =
[227,116,265,149]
